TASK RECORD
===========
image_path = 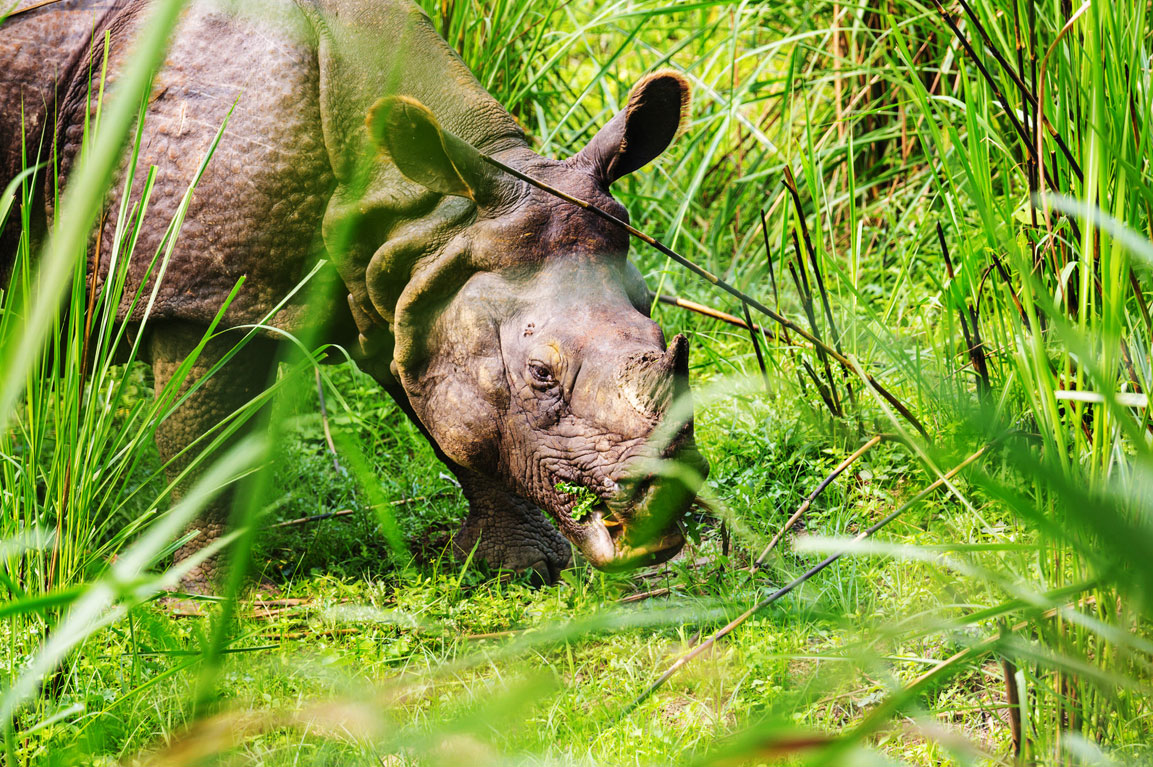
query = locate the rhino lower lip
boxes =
[582,505,618,565]
[596,504,623,532]
[586,501,625,544]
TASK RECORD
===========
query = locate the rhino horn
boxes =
[619,333,689,419]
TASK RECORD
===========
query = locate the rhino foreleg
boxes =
[451,470,571,584]
[374,381,572,583]
[150,323,277,594]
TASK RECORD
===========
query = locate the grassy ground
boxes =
[5,0,1153,763]
[25,368,1021,765]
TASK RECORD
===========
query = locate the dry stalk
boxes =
[751,434,884,569]
[5,0,69,18]
[656,294,776,340]
[620,586,680,604]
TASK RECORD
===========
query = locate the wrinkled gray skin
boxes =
[0,0,708,590]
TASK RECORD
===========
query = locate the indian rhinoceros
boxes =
[0,0,708,590]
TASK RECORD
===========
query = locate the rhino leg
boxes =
[373,381,571,583]
[452,470,572,584]
[150,323,277,594]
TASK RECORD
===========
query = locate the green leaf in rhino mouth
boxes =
[554,481,599,522]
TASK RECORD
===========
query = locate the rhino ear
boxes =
[367,96,500,204]
[573,70,691,187]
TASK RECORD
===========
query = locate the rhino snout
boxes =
[574,431,708,570]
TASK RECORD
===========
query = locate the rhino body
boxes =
[0,0,707,589]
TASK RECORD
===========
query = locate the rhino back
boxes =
[51,0,344,333]
[0,1,125,190]
[6,0,528,340]
[0,1,126,270]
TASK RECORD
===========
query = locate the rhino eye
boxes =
[528,361,556,388]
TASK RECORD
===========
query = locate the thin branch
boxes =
[742,301,770,392]
[989,252,1030,328]
[949,0,1082,180]
[761,202,818,400]
[789,234,842,417]
[1035,1,1092,220]
[655,293,778,341]
[929,0,1076,193]
[938,223,991,398]
[620,586,680,604]
[751,434,884,569]
[265,628,359,641]
[782,166,846,358]
[1002,654,1022,757]
[760,208,781,308]
[271,508,356,529]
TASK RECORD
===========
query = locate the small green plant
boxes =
[555,481,597,521]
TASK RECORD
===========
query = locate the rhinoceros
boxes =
[0,0,708,590]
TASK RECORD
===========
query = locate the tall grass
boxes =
[2,0,1152,763]
[462,0,1153,758]
[0,0,283,755]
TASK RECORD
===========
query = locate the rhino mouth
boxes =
[563,434,707,571]
[576,478,690,571]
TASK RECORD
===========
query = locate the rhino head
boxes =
[362,72,708,572]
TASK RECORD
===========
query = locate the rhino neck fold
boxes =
[308,0,529,375]
[308,0,526,182]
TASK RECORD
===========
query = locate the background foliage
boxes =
[2,0,1152,763]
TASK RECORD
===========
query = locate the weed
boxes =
[556,481,599,522]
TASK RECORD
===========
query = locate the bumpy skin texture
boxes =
[54,0,344,332]
[150,324,278,593]
[0,0,123,261]
[0,0,708,591]
[454,471,571,583]
[0,1,120,182]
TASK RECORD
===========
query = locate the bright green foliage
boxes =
[555,481,599,522]
[5,0,1153,764]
